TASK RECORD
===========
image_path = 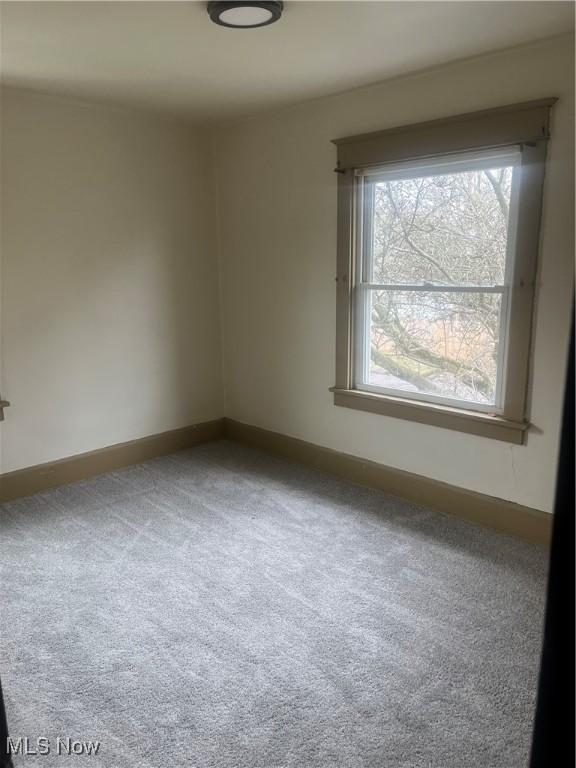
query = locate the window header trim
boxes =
[332,98,557,170]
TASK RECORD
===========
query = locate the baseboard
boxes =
[0,419,224,503]
[223,418,552,546]
[0,415,551,545]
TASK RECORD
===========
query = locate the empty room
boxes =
[0,1,574,767]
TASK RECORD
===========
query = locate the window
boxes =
[356,147,519,412]
[332,99,556,443]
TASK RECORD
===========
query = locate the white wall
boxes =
[214,36,575,513]
[0,88,223,473]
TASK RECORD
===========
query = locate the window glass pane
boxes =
[370,166,514,286]
[368,290,502,406]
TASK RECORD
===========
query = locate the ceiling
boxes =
[1,1,574,125]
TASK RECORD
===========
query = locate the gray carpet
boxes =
[1,440,547,768]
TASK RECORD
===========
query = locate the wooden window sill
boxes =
[331,388,528,444]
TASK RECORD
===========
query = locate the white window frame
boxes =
[352,147,522,415]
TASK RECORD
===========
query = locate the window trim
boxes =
[331,99,556,444]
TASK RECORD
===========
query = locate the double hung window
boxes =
[332,99,556,443]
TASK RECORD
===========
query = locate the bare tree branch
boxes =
[484,170,509,218]
[384,184,454,283]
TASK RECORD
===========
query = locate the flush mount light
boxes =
[207,1,283,28]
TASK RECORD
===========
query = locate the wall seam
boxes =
[209,130,229,418]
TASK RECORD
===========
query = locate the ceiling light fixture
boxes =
[207,1,283,28]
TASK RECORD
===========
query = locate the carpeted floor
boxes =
[1,440,547,768]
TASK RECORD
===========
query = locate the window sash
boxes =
[352,151,522,414]
[353,287,508,414]
[358,147,521,287]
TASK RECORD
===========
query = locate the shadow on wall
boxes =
[0,88,223,474]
